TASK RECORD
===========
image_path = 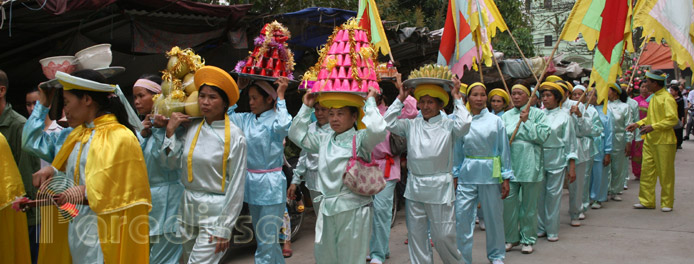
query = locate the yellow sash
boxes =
[52,114,151,214]
[187,114,231,191]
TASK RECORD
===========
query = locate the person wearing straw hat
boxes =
[452,82,514,264]
[586,88,613,210]
[555,80,592,227]
[605,83,633,202]
[627,70,678,212]
[131,74,185,263]
[46,69,151,263]
[488,88,510,116]
[288,102,332,216]
[571,85,604,220]
[536,82,577,242]
[226,76,291,264]
[163,66,247,263]
[0,133,32,264]
[384,76,470,264]
[501,83,550,254]
[289,87,386,264]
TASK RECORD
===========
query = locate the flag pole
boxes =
[476,48,484,83]
[509,36,562,144]
[474,31,485,83]
[491,51,515,107]
[625,38,650,94]
[504,29,541,84]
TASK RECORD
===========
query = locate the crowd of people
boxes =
[0,63,684,264]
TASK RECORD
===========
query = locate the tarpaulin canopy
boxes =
[639,41,675,70]
[275,7,356,49]
[39,0,249,17]
[0,0,251,117]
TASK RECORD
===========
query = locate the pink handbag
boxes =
[343,135,386,196]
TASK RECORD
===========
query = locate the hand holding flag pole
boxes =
[509,36,563,144]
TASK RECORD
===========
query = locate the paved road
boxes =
[224,140,694,263]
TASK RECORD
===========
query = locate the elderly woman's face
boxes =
[571,89,584,101]
[489,95,505,113]
[198,85,227,120]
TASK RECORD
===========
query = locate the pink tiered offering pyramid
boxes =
[309,24,380,94]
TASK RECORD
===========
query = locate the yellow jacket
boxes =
[0,133,25,209]
[52,114,151,214]
[636,88,678,145]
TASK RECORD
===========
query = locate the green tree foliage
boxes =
[203,0,533,58]
[492,0,535,58]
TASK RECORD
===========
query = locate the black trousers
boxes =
[675,128,683,148]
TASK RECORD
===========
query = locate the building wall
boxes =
[528,0,593,68]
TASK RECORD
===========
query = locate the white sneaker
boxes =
[611,195,623,201]
[547,236,559,242]
[492,260,504,264]
[537,232,546,238]
[521,244,533,254]
[624,185,629,190]
[578,213,586,220]
[479,219,486,231]
[370,259,383,264]
[591,202,602,209]
[661,207,673,212]
[633,203,654,209]
[505,242,519,251]
[570,219,581,227]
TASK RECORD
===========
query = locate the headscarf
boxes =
[194,66,239,106]
[459,83,469,95]
[608,82,622,94]
[464,82,486,110]
[133,79,161,94]
[539,81,565,103]
[511,84,530,96]
[414,84,449,106]
[488,88,510,107]
[252,80,278,100]
[573,85,586,92]
[546,75,562,83]
[318,92,366,129]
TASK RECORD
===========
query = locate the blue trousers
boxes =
[406,200,461,264]
[582,159,594,212]
[538,168,565,238]
[315,205,372,264]
[569,161,588,220]
[590,157,611,203]
[455,184,505,264]
[150,234,183,264]
[249,203,285,264]
[609,151,629,195]
[369,181,397,262]
[503,181,542,245]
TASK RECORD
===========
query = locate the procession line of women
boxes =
[10,67,651,264]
